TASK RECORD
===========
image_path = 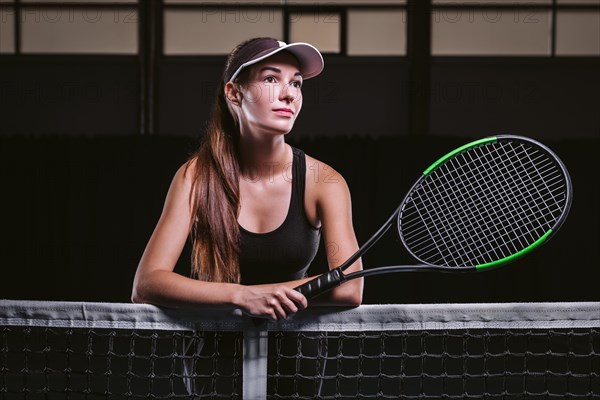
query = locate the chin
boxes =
[271,123,295,135]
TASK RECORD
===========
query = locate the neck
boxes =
[238,136,290,181]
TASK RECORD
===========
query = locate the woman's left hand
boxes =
[232,284,308,320]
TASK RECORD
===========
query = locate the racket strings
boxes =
[405,151,550,265]
[451,145,546,262]
[417,169,491,267]
[412,144,565,266]
[400,140,569,267]
[425,152,507,266]
[426,146,527,264]
[513,144,568,220]
[440,143,564,264]
[460,144,563,263]
[413,152,521,267]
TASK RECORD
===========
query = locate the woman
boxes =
[131,37,363,321]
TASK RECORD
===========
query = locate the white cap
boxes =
[226,38,324,83]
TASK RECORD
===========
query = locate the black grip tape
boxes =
[294,268,345,299]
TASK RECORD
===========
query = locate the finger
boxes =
[280,297,299,314]
[260,301,278,321]
[265,294,285,320]
[272,302,288,320]
[286,288,308,309]
[267,310,278,321]
[273,290,299,314]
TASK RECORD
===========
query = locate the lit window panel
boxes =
[557,0,600,4]
[0,7,15,53]
[21,7,137,54]
[289,11,340,53]
[433,0,550,3]
[287,0,404,3]
[20,0,136,3]
[556,10,600,55]
[164,0,280,3]
[347,9,405,55]
[164,9,283,55]
[432,8,551,55]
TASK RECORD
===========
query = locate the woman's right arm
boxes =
[131,162,307,320]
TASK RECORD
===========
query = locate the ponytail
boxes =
[188,81,241,283]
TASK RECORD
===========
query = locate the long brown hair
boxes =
[186,38,263,283]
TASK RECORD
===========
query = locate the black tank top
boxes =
[239,147,321,285]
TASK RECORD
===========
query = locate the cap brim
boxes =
[228,42,324,83]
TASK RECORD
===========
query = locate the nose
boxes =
[280,83,300,103]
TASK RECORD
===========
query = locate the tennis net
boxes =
[1,300,599,399]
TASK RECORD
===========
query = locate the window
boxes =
[347,9,406,55]
[2,0,138,54]
[556,9,600,55]
[162,2,406,56]
[0,5,15,53]
[21,6,137,54]
[164,8,284,55]
[431,0,600,56]
[289,10,341,53]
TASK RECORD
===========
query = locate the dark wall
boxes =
[430,59,600,140]
[0,56,138,136]
[1,56,599,304]
[3,56,598,139]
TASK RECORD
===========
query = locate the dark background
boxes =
[1,55,598,305]
[1,0,599,304]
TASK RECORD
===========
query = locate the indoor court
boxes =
[1,1,599,398]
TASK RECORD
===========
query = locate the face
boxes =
[227,52,304,138]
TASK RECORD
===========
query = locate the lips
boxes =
[273,108,294,115]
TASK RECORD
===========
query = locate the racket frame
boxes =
[295,135,572,298]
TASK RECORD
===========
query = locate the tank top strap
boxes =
[290,146,306,209]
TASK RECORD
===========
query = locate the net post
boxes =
[242,316,268,399]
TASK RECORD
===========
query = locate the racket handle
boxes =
[294,267,345,299]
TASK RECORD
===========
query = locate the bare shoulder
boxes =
[178,157,197,182]
[172,158,197,191]
[304,153,351,202]
[161,158,198,213]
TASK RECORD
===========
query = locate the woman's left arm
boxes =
[311,163,363,306]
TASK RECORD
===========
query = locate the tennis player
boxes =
[131,37,363,320]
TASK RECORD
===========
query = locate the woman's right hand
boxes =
[233,285,308,321]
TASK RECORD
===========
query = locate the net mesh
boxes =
[1,302,598,399]
[268,329,600,399]
[0,327,242,399]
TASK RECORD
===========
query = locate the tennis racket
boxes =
[294,135,572,299]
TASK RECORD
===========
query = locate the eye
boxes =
[263,76,276,83]
[290,80,303,89]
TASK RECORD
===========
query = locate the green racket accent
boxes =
[423,137,498,176]
[475,229,554,270]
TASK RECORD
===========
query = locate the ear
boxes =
[224,82,242,106]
